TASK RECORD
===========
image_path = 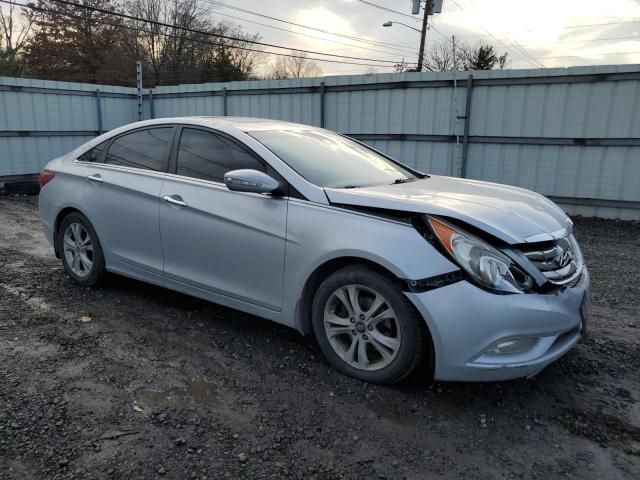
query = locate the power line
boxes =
[45,0,404,65]
[171,0,420,57]
[563,19,640,29]
[5,0,402,69]
[538,50,640,59]
[518,35,640,47]
[356,0,422,22]
[354,0,454,46]
[452,0,544,67]
[209,6,420,57]
[448,0,545,68]
[201,0,418,52]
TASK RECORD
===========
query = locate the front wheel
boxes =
[57,211,105,286]
[311,266,427,384]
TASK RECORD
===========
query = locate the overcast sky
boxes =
[206,0,640,76]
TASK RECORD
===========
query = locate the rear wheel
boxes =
[312,266,427,384]
[58,212,105,286]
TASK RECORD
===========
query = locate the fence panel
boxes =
[1,65,639,219]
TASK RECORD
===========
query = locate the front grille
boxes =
[518,235,583,286]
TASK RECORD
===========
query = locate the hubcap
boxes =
[323,284,401,371]
[63,223,94,278]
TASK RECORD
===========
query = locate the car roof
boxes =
[127,116,321,133]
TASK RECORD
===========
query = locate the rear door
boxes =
[82,126,174,275]
[159,127,288,311]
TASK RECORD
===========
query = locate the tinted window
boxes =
[249,129,418,189]
[105,127,173,171]
[176,128,264,182]
[78,140,108,162]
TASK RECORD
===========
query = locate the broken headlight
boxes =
[427,216,533,294]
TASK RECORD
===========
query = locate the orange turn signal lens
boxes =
[427,216,458,255]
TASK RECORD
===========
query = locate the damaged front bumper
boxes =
[405,267,589,382]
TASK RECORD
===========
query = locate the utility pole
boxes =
[416,0,432,71]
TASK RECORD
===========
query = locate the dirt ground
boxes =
[0,194,639,480]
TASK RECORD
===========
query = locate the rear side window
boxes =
[105,127,173,171]
[176,128,264,182]
[78,140,108,162]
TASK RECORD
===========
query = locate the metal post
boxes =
[149,89,155,119]
[136,60,143,121]
[451,35,459,177]
[95,89,103,135]
[460,74,474,178]
[222,87,227,116]
[416,1,431,71]
[319,81,326,128]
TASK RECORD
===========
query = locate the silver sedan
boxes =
[38,117,589,384]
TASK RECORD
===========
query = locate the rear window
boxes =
[78,140,108,163]
[104,127,173,171]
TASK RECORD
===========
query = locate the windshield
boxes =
[248,129,419,188]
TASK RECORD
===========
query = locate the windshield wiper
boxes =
[391,177,416,185]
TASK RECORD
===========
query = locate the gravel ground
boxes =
[0,194,639,480]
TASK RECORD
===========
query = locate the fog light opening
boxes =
[486,337,539,355]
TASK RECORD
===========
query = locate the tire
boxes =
[57,211,105,286]
[311,265,427,385]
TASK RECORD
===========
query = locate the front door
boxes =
[159,127,287,311]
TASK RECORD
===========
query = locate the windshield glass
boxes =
[248,129,418,188]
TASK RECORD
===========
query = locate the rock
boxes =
[158,467,166,475]
[238,453,248,463]
[58,459,69,467]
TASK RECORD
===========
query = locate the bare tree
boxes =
[128,0,206,84]
[267,52,322,79]
[128,0,262,85]
[0,0,32,75]
[24,0,136,84]
[423,40,463,72]
[395,40,510,72]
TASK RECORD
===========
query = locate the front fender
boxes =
[281,200,458,330]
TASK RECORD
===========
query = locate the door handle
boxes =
[87,174,103,183]
[162,195,187,207]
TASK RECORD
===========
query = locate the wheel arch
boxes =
[296,255,436,380]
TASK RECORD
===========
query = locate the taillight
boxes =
[39,171,55,189]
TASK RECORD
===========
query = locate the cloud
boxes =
[209,0,640,74]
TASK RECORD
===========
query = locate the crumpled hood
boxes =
[324,175,571,244]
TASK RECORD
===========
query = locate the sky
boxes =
[203,0,640,76]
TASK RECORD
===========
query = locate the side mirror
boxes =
[224,169,280,194]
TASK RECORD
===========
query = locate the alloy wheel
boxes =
[63,222,94,278]
[323,284,401,371]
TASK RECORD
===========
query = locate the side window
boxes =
[78,140,108,162]
[104,127,173,172]
[176,128,265,182]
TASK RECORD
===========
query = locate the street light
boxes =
[381,1,435,71]
[382,20,421,33]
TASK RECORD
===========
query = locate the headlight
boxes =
[427,216,533,294]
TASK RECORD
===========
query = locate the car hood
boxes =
[324,175,571,244]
